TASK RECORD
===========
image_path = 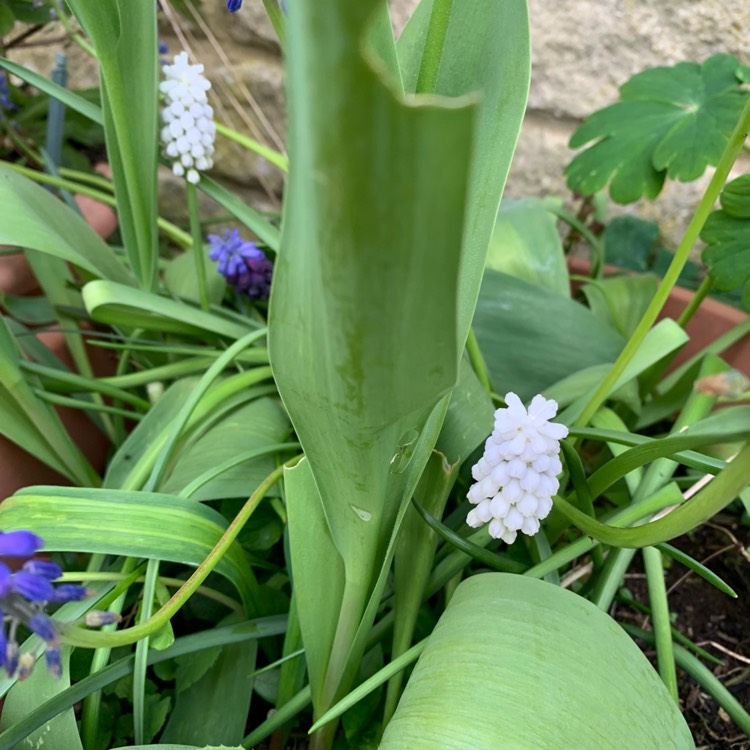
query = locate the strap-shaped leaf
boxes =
[0,487,260,613]
[0,167,131,284]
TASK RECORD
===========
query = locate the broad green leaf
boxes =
[0,649,83,750]
[0,56,104,125]
[435,357,493,465]
[701,174,750,310]
[0,166,131,284]
[387,452,458,721]
[473,269,624,400]
[0,619,284,750]
[381,574,694,749]
[111,746,242,750]
[270,0,475,718]
[0,317,96,487]
[559,318,690,424]
[161,397,290,501]
[603,215,660,271]
[398,0,531,344]
[164,248,226,306]
[160,635,257,745]
[66,0,159,289]
[284,459,345,711]
[486,198,568,296]
[269,0,529,723]
[566,54,748,203]
[82,280,253,338]
[0,487,260,613]
[581,273,659,338]
[104,375,274,493]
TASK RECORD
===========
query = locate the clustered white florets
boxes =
[160,52,216,185]
[466,392,568,545]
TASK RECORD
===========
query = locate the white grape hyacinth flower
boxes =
[466,392,569,545]
[160,51,216,185]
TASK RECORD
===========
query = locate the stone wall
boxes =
[10,1,750,245]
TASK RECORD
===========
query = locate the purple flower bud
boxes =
[11,571,55,602]
[5,643,18,677]
[22,560,62,581]
[84,610,122,627]
[29,613,58,644]
[50,584,93,603]
[0,530,44,557]
[45,648,62,678]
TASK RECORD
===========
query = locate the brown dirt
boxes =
[615,515,750,749]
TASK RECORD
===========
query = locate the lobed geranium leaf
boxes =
[701,174,750,310]
[565,54,748,204]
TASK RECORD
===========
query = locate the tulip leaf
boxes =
[381,574,694,749]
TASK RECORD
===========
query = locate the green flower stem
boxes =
[622,624,750,737]
[215,122,288,171]
[53,0,96,57]
[549,205,605,277]
[575,96,750,429]
[60,459,298,649]
[676,275,713,328]
[80,557,137,750]
[60,572,242,612]
[642,546,679,702]
[1,161,192,247]
[465,328,493,393]
[187,181,210,312]
[261,0,286,52]
[415,0,453,94]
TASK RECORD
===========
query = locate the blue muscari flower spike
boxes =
[0,71,16,112]
[0,530,121,680]
[208,228,273,300]
[227,0,242,11]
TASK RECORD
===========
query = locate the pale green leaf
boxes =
[381,574,694,749]
[486,198,569,296]
[66,0,159,288]
[0,649,83,750]
[0,56,104,125]
[0,487,260,613]
[0,166,131,284]
[82,280,253,339]
[473,269,624,400]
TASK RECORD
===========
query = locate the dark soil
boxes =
[615,514,750,749]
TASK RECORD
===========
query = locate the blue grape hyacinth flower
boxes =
[0,71,16,112]
[0,530,120,679]
[208,228,273,300]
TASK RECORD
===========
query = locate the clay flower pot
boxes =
[566,256,750,374]
[0,176,119,498]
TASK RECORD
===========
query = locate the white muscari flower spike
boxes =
[466,392,568,545]
[160,51,216,185]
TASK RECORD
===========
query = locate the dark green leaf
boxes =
[701,174,750,310]
[472,269,624,399]
[566,54,748,203]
